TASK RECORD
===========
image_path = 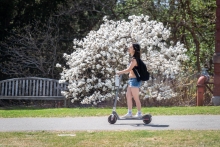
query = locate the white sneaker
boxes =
[134,113,142,118]
[122,113,132,118]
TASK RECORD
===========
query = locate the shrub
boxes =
[57,15,188,105]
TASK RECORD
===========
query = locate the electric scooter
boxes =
[108,75,152,124]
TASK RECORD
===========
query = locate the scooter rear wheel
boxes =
[108,114,117,124]
[142,114,152,124]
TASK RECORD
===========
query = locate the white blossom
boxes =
[57,15,188,104]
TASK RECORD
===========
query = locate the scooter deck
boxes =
[109,111,152,124]
[117,117,144,120]
[112,111,151,120]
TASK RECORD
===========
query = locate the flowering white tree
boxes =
[57,15,188,105]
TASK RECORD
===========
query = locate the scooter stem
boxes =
[113,75,123,111]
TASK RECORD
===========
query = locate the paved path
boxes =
[1,115,220,132]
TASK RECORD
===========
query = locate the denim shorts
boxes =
[128,78,141,88]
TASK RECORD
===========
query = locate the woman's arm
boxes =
[116,59,136,75]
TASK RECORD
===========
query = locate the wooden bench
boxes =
[0,77,68,107]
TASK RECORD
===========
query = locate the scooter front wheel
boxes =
[108,114,117,124]
[142,114,152,124]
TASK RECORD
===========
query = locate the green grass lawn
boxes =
[0,130,220,147]
[0,106,220,117]
[1,106,220,146]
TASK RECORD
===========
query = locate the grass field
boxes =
[1,106,220,146]
[0,130,220,147]
[0,106,220,118]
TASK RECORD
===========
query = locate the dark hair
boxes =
[132,43,140,59]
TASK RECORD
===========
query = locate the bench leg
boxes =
[64,99,66,107]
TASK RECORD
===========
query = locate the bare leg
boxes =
[130,87,141,111]
[126,87,133,110]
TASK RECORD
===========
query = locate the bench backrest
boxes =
[0,77,67,97]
